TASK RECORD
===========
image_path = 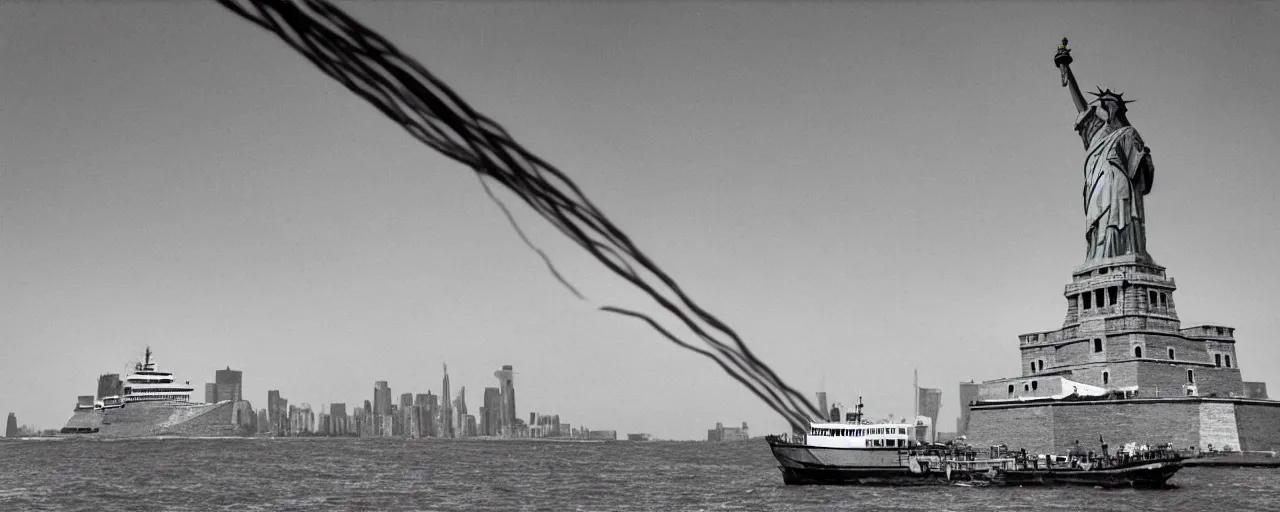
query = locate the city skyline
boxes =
[4,2,1279,440]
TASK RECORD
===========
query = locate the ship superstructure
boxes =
[120,347,197,404]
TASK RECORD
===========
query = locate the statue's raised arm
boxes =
[1055,38,1088,113]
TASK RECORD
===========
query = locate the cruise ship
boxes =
[60,347,256,437]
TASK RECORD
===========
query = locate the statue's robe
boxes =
[1075,106,1155,263]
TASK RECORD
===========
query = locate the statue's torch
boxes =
[1054,37,1074,87]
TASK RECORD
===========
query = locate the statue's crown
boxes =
[1088,87,1136,105]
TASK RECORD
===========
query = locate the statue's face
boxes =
[1096,98,1125,121]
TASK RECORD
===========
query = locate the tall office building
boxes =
[423,392,439,438]
[215,366,243,402]
[957,381,980,437]
[400,393,413,408]
[267,390,284,435]
[373,381,391,435]
[413,394,430,438]
[494,365,516,435]
[96,374,122,400]
[462,415,477,437]
[482,387,502,436]
[330,403,348,436]
[441,364,454,438]
[5,413,18,437]
[373,381,391,416]
[455,386,467,434]
[205,383,218,404]
[916,387,943,443]
[815,392,828,421]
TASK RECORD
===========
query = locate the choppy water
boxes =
[1,437,1276,511]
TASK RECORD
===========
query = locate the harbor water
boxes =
[1,437,1275,511]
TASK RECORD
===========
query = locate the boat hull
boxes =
[777,465,958,486]
[767,437,1183,488]
[60,400,256,438]
[768,439,993,486]
[993,461,1183,489]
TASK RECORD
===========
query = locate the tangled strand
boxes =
[216,0,823,430]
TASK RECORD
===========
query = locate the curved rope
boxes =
[215,0,824,430]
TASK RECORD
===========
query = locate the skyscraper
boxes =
[373,381,391,416]
[215,366,243,402]
[424,392,439,437]
[373,381,391,435]
[330,403,347,436]
[267,390,282,435]
[441,363,454,438]
[400,393,413,408]
[483,387,502,436]
[205,383,218,404]
[957,381,980,437]
[494,365,516,435]
[815,392,828,421]
[96,374,122,400]
[5,413,17,437]
[413,394,430,438]
[455,386,467,435]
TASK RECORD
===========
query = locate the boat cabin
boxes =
[806,421,913,449]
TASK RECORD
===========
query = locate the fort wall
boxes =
[966,398,1280,455]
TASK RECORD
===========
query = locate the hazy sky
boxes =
[3,1,1278,439]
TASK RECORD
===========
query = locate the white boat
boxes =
[766,398,1017,486]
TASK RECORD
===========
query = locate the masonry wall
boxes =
[1052,401,1203,454]
[1136,362,1242,397]
[1234,402,1280,452]
[964,404,1055,454]
[968,398,1280,455]
[1138,334,1212,364]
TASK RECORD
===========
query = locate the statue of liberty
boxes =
[1054,39,1155,264]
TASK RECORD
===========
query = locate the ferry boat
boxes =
[59,347,255,438]
[765,398,1183,488]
